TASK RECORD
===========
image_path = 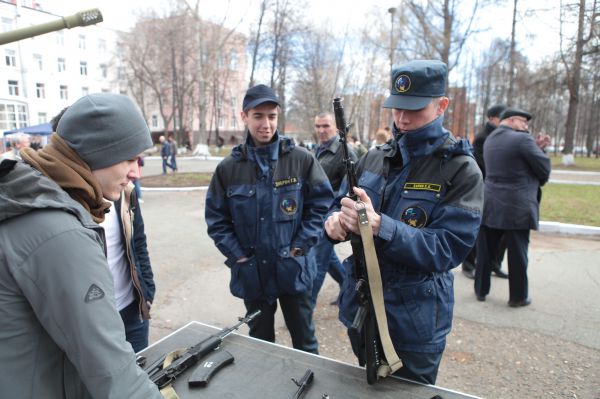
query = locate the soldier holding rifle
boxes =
[325,60,483,384]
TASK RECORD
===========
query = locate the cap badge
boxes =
[394,74,411,93]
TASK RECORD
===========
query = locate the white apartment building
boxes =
[0,0,126,139]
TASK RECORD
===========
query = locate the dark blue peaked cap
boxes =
[243,84,280,112]
[383,60,447,111]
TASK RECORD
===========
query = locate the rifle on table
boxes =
[145,310,260,388]
[333,98,382,384]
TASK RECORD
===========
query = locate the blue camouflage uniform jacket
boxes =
[335,117,483,353]
[205,133,334,304]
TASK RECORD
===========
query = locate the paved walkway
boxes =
[141,190,600,352]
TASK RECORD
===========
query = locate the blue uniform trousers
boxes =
[347,328,443,384]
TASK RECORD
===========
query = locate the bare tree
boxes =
[559,0,599,164]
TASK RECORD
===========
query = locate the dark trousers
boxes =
[244,291,318,354]
[475,226,530,301]
[162,157,175,174]
[119,300,149,353]
[310,238,344,307]
[463,232,506,273]
[347,328,442,385]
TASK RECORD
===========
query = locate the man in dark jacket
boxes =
[474,108,551,307]
[462,104,508,279]
[311,111,358,307]
[205,85,333,354]
[0,93,161,398]
[325,60,483,384]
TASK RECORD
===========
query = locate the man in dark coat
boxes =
[474,108,551,307]
[462,104,508,279]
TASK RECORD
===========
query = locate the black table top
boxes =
[139,321,478,399]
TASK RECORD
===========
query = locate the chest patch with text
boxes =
[274,177,298,188]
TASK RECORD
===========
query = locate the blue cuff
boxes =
[377,213,397,241]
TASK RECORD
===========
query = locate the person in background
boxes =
[311,111,357,307]
[474,108,551,307]
[168,135,178,171]
[159,135,175,174]
[462,104,509,280]
[1,132,31,160]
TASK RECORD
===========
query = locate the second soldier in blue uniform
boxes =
[205,84,333,354]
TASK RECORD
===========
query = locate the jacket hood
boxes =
[0,160,97,227]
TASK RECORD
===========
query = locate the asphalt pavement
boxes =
[139,157,600,352]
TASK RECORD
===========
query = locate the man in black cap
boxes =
[205,84,333,354]
[0,93,162,398]
[474,107,551,307]
[462,104,509,279]
[325,60,483,384]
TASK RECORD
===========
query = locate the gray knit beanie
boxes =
[56,93,153,170]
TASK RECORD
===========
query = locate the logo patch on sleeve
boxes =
[84,284,105,303]
[274,177,298,188]
[403,182,441,192]
[400,206,428,228]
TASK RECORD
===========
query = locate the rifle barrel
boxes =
[0,9,103,45]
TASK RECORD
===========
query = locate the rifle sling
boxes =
[158,349,187,399]
[356,205,403,378]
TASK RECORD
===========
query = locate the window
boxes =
[98,39,106,53]
[151,115,158,128]
[229,49,238,70]
[117,66,126,80]
[5,49,16,67]
[217,54,224,68]
[8,80,19,96]
[78,35,86,50]
[59,85,68,100]
[217,98,223,110]
[101,88,109,93]
[0,102,28,130]
[38,112,47,124]
[2,17,13,33]
[80,61,87,75]
[33,54,43,70]
[57,57,66,72]
[231,116,237,129]
[218,116,224,128]
[81,86,89,96]
[100,64,107,78]
[56,31,64,45]
[36,83,45,98]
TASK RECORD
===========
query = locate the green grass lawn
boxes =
[541,183,600,226]
[550,154,600,171]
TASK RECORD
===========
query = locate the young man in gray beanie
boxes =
[0,93,162,398]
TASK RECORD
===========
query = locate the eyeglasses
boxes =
[513,117,529,124]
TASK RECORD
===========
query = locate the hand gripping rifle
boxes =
[145,310,261,389]
[333,98,382,384]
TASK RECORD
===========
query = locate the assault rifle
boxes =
[145,310,260,388]
[333,97,383,384]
